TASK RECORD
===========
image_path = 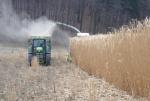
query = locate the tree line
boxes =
[12,0,150,34]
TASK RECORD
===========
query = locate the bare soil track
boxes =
[0,47,148,101]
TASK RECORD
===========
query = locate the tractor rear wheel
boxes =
[28,54,32,66]
[46,54,51,66]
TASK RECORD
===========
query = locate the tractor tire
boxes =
[28,54,32,66]
[46,53,51,66]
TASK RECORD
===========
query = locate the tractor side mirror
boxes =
[28,39,32,45]
[28,39,30,43]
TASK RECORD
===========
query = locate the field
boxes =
[70,18,150,98]
[0,46,148,101]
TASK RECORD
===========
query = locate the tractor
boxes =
[28,36,51,66]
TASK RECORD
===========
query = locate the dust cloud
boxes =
[0,0,56,47]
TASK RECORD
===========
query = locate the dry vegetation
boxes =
[0,47,147,101]
[70,18,150,98]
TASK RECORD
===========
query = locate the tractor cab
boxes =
[28,36,51,66]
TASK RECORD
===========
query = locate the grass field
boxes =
[0,47,147,101]
[70,18,150,98]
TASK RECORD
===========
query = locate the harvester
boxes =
[28,36,51,66]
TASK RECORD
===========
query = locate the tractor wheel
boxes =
[46,54,51,66]
[28,54,32,66]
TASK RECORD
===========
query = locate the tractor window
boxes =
[33,40,45,47]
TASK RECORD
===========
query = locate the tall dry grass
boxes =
[70,18,150,97]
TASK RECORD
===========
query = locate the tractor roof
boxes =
[30,36,51,40]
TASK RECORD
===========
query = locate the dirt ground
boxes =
[0,47,148,101]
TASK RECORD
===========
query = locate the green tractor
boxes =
[28,36,51,66]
